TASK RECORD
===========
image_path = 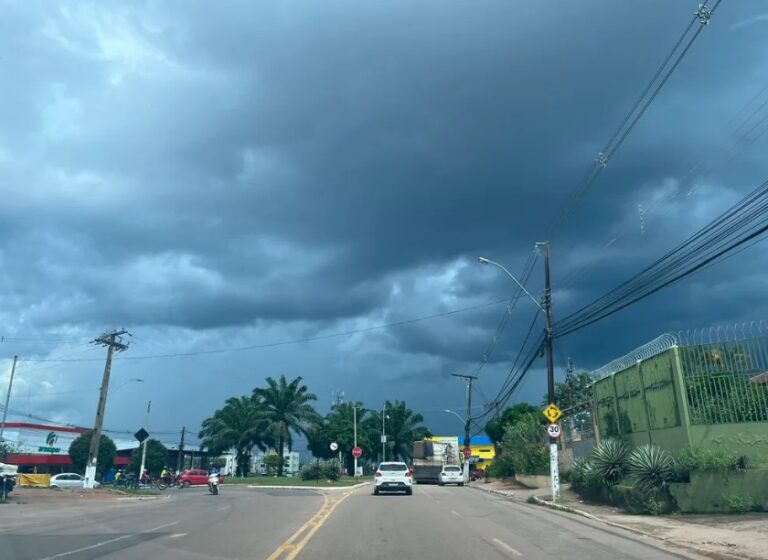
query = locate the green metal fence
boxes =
[677,324,768,424]
[589,324,768,461]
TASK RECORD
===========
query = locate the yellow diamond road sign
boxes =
[543,403,563,423]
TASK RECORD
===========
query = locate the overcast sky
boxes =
[1,1,768,447]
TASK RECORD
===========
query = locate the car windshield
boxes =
[379,464,407,471]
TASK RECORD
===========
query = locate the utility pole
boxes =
[540,240,560,501]
[138,401,151,481]
[85,330,129,489]
[381,403,386,463]
[177,426,186,474]
[1,356,18,447]
[353,406,358,480]
[451,373,477,483]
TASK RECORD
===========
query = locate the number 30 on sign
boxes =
[546,423,561,439]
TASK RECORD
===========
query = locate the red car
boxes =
[177,469,223,488]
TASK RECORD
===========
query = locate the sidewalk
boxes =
[473,481,768,560]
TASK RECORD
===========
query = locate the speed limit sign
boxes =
[546,423,562,439]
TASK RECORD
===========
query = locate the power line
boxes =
[20,299,511,363]
[555,78,768,295]
[547,0,721,238]
[555,175,768,337]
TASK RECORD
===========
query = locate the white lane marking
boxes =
[35,521,179,560]
[168,533,187,539]
[492,538,523,557]
[218,505,231,511]
[451,510,463,518]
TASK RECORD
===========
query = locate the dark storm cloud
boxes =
[2,1,768,435]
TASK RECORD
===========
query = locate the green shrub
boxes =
[321,459,341,481]
[627,445,674,491]
[571,457,610,502]
[501,414,549,476]
[726,494,756,514]
[590,439,629,486]
[300,461,323,481]
[672,448,742,482]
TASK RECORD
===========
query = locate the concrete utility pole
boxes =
[353,406,358,480]
[451,373,477,483]
[540,240,560,501]
[85,330,129,489]
[138,401,151,481]
[0,356,18,446]
[381,403,386,463]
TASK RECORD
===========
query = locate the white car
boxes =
[438,465,464,486]
[374,462,413,495]
[50,473,100,489]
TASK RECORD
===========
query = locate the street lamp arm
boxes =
[477,257,543,311]
[443,409,466,425]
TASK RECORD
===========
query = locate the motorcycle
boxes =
[208,473,220,495]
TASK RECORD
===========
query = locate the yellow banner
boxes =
[18,473,51,487]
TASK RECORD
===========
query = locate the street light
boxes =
[477,256,543,311]
[443,409,466,425]
[479,248,561,502]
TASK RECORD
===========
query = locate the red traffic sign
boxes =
[546,423,562,439]
[463,447,472,459]
[352,447,363,458]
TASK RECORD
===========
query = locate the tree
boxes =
[262,453,287,476]
[368,401,430,462]
[199,396,270,477]
[129,439,169,476]
[68,432,117,479]
[485,403,540,446]
[501,413,549,476]
[543,371,596,409]
[306,402,374,474]
[253,375,320,476]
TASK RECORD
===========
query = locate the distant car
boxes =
[438,465,464,486]
[50,473,100,489]
[374,462,413,495]
[470,469,485,481]
[177,469,223,488]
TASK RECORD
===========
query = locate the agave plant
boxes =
[590,439,629,486]
[628,444,674,491]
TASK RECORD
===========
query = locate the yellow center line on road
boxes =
[266,491,354,560]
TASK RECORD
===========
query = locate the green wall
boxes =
[669,470,768,512]
[593,346,768,462]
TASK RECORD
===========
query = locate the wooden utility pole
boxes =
[451,373,478,483]
[84,330,129,489]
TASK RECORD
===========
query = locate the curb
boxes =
[467,484,518,500]
[244,482,371,492]
[529,497,755,560]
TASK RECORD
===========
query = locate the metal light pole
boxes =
[443,409,465,425]
[138,401,151,481]
[479,246,560,501]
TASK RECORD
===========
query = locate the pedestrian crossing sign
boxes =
[542,403,562,423]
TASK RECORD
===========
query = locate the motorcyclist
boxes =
[208,468,220,494]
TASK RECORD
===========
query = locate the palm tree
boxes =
[253,375,320,476]
[198,396,270,476]
[371,400,430,462]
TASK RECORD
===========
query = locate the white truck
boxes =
[412,439,460,484]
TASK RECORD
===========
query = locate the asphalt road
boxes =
[0,484,695,560]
